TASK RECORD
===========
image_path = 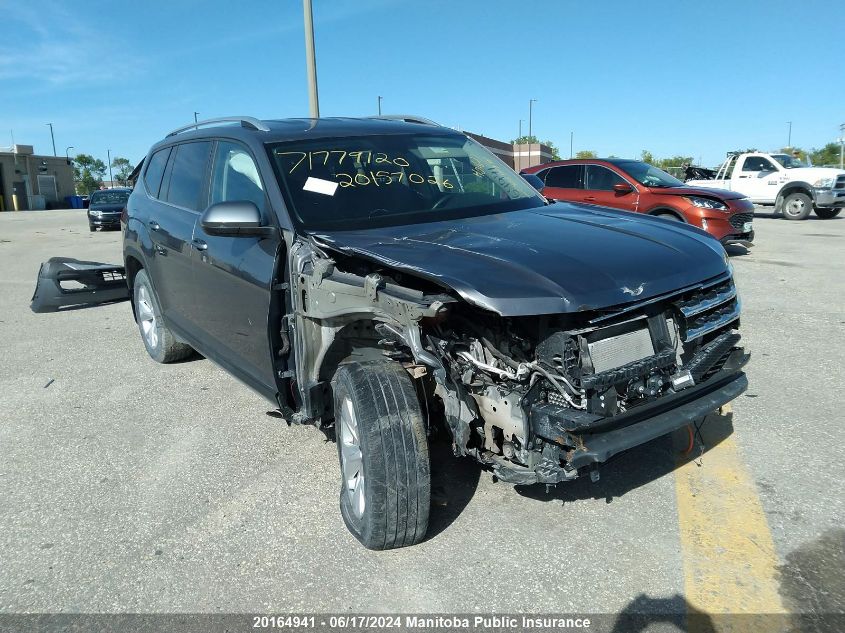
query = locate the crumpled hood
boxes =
[650,185,746,200]
[312,202,729,316]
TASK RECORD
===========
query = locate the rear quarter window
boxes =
[143,147,171,198]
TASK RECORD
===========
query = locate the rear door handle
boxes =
[192,238,208,251]
[584,196,596,201]
[149,220,160,231]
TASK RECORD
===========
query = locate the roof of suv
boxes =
[158,116,459,147]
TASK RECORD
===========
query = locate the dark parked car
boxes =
[521,159,754,245]
[116,116,747,549]
[88,188,131,231]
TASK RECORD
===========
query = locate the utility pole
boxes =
[377,96,382,115]
[46,123,56,156]
[787,121,792,148]
[839,123,844,169]
[107,149,113,187]
[194,111,199,124]
[570,131,574,159]
[303,0,320,118]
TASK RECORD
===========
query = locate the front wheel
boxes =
[89,224,96,232]
[781,192,812,220]
[332,361,430,550]
[133,269,194,363]
[814,207,841,219]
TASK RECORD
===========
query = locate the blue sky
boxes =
[1,0,842,168]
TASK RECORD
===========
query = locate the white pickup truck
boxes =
[686,152,845,220]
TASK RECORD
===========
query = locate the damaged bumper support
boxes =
[30,257,130,313]
[494,349,749,485]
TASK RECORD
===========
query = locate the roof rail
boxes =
[368,114,441,127]
[166,116,270,137]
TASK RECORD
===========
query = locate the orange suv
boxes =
[521,159,754,245]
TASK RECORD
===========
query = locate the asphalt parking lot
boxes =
[1,210,843,627]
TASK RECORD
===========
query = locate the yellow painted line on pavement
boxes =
[674,416,787,631]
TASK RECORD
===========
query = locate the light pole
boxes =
[570,131,574,159]
[107,149,113,187]
[528,99,537,140]
[303,0,320,118]
[65,146,74,163]
[377,96,383,115]
[194,111,199,124]
[787,121,792,148]
[46,123,56,156]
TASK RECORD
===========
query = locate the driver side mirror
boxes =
[200,201,277,238]
[613,183,634,194]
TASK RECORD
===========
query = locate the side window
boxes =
[143,147,171,198]
[585,165,626,191]
[209,141,266,212]
[742,157,776,172]
[163,141,212,210]
[545,165,582,188]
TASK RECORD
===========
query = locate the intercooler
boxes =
[587,327,655,374]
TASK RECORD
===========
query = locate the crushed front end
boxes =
[426,272,748,485]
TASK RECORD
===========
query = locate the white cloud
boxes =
[0,1,141,85]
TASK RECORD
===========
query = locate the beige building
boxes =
[464,132,555,171]
[0,145,76,211]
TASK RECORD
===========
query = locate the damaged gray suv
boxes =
[122,115,748,549]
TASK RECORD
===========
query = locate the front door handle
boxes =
[149,220,160,231]
[192,238,208,251]
[584,196,596,201]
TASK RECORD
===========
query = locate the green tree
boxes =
[73,154,107,194]
[658,155,693,169]
[809,143,842,167]
[110,156,135,186]
[575,150,597,159]
[511,135,561,160]
[640,150,656,165]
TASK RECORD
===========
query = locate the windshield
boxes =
[616,161,684,188]
[90,190,130,205]
[268,133,545,231]
[771,154,803,169]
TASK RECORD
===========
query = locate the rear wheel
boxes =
[781,192,812,220]
[814,207,841,219]
[133,269,194,363]
[332,361,430,550]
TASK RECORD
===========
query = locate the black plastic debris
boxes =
[30,257,130,313]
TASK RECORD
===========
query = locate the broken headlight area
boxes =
[422,274,746,486]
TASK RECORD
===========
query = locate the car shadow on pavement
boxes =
[724,244,751,257]
[515,411,735,505]
[610,593,717,632]
[425,434,482,541]
[422,411,735,539]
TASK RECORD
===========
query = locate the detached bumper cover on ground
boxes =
[30,257,129,313]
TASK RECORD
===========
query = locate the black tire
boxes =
[332,361,430,550]
[814,207,841,219]
[89,224,96,232]
[132,269,194,363]
[781,192,812,220]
